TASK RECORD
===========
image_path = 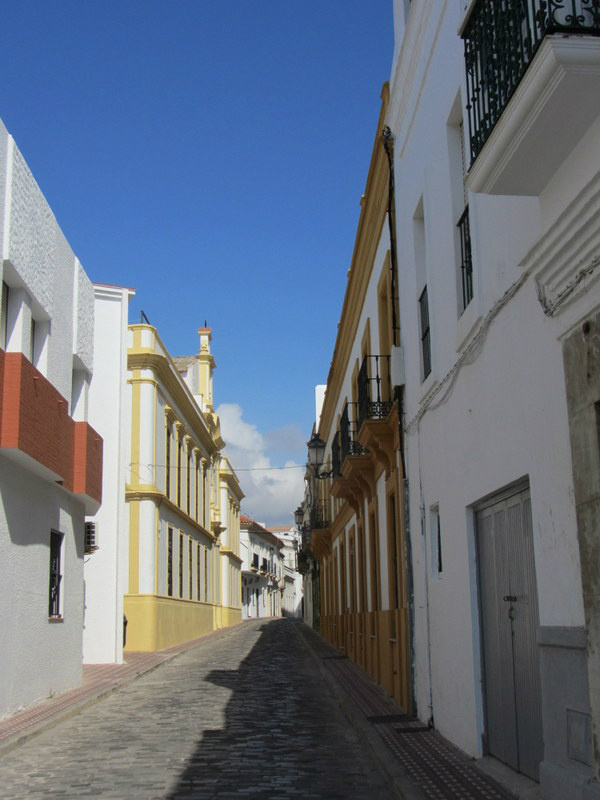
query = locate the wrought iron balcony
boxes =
[310,499,330,530]
[340,402,368,464]
[358,355,393,429]
[463,0,600,164]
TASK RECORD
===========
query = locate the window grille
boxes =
[419,286,432,379]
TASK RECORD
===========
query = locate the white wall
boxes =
[387,1,586,758]
[0,459,85,718]
[84,285,133,664]
[0,119,96,716]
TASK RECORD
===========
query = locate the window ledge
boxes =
[456,303,482,352]
[48,616,64,623]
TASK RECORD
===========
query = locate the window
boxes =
[49,531,63,618]
[202,461,207,526]
[179,532,184,597]
[370,512,379,612]
[431,505,442,577]
[195,457,200,521]
[458,206,473,310]
[167,526,174,596]
[186,445,191,516]
[166,426,172,499]
[177,438,182,507]
[204,547,208,601]
[419,286,431,379]
[197,543,201,600]
[188,538,193,598]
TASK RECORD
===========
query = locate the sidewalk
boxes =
[0,619,539,800]
[296,623,539,800]
[0,622,245,757]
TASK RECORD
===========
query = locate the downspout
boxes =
[382,126,400,348]
[383,124,417,715]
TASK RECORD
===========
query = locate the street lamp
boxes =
[294,506,304,527]
[307,432,333,480]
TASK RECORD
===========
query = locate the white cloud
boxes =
[217,403,305,527]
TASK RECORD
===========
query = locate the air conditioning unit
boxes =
[84,521,99,553]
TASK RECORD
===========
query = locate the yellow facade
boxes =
[124,325,243,652]
[300,84,412,712]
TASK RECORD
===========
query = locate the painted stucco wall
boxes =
[388,0,590,768]
[83,285,133,663]
[0,120,96,716]
[0,458,84,718]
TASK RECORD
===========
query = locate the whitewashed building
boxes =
[83,284,134,664]
[386,2,600,797]
[240,516,284,619]
[268,525,303,618]
[0,120,102,717]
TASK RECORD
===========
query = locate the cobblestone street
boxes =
[0,620,397,800]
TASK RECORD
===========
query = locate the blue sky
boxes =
[1,1,394,525]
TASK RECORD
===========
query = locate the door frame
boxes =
[473,477,542,779]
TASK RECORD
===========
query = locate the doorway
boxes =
[476,483,543,781]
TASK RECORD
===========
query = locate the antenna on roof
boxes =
[204,319,207,327]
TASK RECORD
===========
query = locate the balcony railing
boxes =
[310,499,330,530]
[340,402,368,463]
[358,355,393,429]
[463,0,600,163]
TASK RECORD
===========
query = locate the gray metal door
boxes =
[476,485,543,781]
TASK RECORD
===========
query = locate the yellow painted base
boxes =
[221,606,242,629]
[124,594,218,652]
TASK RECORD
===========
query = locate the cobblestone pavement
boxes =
[0,619,398,799]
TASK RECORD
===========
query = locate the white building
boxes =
[387,2,600,797]
[83,284,134,664]
[240,516,284,619]
[0,120,102,717]
[268,525,303,618]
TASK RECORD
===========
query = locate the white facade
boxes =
[0,119,101,717]
[387,2,600,796]
[83,284,134,664]
[269,525,303,618]
[240,517,284,619]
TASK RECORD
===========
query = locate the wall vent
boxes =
[84,521,99,553]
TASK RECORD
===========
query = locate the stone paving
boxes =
[0,619,397,799]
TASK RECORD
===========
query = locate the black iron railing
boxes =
[457,206,473,310]
[358,355,393,429]
[340,402,368,464]
[310,499,330,530]
[463,0,600,163]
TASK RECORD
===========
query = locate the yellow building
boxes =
[299,84,411,712]
[124,324,243,651]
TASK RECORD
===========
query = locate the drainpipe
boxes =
[382,126,400,348]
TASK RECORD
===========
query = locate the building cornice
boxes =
[125,484,217,541]
[319,84,390,438]
[128,336,220,456]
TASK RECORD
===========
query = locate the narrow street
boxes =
[0,620,396,800]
